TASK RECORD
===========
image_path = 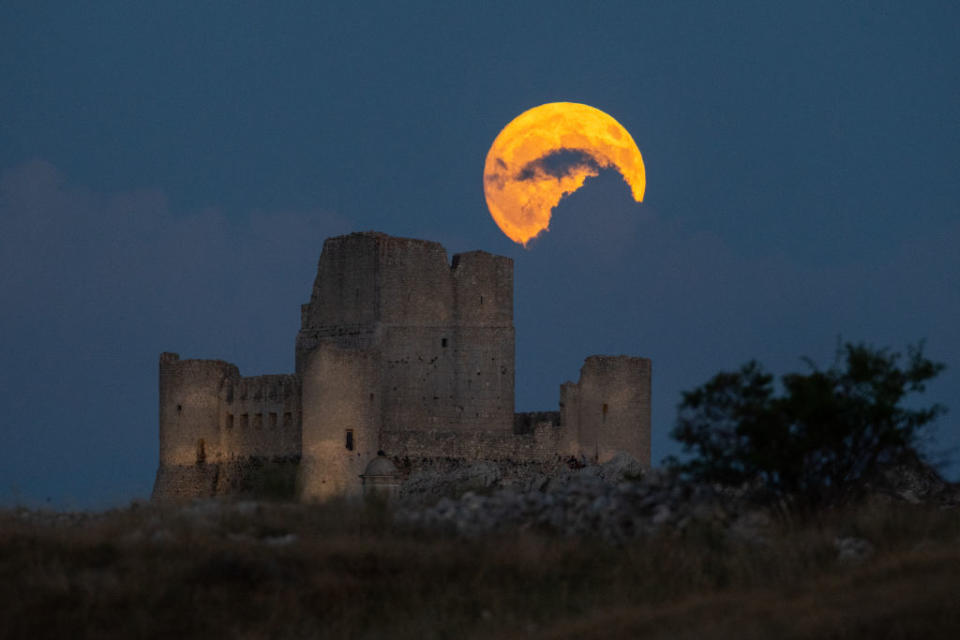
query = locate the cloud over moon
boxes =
[483,102,646,246]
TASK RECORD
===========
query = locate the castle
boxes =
[153,232,651,501]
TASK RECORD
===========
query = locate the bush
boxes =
[667,341,946,507]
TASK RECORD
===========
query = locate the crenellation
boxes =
[153,232,651,502]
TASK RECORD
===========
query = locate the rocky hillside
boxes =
[2,456,959,639]
[395,452,960,545]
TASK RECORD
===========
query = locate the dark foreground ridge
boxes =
[4,458,960,639]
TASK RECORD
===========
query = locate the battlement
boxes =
[159,352,240,380]
[227,374,299,404]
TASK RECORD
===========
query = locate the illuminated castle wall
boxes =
[153,232,651,501]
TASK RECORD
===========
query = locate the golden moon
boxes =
[483,102,646,246]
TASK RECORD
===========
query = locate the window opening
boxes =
[345,429,354,451]
[196,438,206,464]
[269,412,278,428]
[226,414,234,429]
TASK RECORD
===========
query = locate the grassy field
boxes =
[1,497,958,639]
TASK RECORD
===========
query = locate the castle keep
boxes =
[153,232,651,500]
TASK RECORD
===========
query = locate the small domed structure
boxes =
[364,456,399,477]
[360,455,401,499]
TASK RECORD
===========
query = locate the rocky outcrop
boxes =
[399,461,504,505]
[394,458,772,544]
[868,453,960,505]
[394,453,960,543]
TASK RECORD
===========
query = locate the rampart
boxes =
[153,231,651,501]
[153,353,300,499]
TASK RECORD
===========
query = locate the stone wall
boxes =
[295,231,515,438]
[219,374,301,460]
[152,463,220,500]
[153,458,300,501]
[561,355,651,466]
[381,418,575,463]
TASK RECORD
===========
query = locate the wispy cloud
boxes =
[0,160,349,507]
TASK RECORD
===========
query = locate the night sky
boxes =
[2,2,958,508]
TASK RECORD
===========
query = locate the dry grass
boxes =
[1,497,958,639]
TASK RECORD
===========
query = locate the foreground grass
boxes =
[1,498,958,639]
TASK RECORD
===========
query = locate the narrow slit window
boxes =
[441,338,448,347]
[196,438,206,464]
[241,413,249,429]
[345,429,354,451]
[602,403,609,422]
[226,414,234,429]
[254,413,263,429]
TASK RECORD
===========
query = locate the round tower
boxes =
[158,352,238,467]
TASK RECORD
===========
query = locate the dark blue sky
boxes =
[2,1,958,507]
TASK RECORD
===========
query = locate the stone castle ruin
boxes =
[153,232,651,501]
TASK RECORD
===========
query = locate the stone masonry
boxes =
[152,232,652,501]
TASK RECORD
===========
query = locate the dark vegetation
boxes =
[668,341,947,508]
[1,498,959,639]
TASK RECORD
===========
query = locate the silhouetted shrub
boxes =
[667,341,946,507]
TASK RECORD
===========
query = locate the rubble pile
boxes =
[395,453,773,543]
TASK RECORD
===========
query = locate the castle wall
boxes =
[449,251,515,431]
[154,353,302,501]
[299,342,382,501]
[377,235,455,326]
[452,250,513,328]
[295,233,382,373]
[563,356,652,466]
[153,464,220,500]
[377,325,514,434]
[559,381,580,453]
[381,418,574,463]
[219,374,301,460]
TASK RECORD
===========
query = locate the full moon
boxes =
[483,102,646,246]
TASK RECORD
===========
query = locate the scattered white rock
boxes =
[394,461,770,543]
[264,533,298,546]
[835,536,875,562]
[150,528,173,543]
